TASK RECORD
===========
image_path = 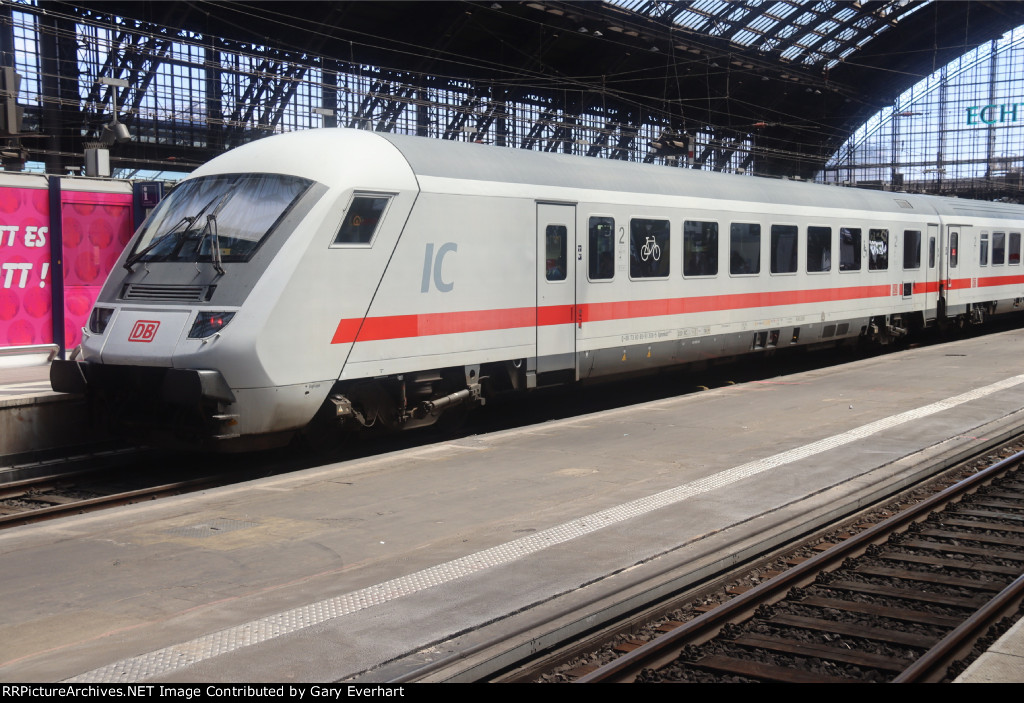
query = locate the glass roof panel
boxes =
[691,0,735,14]
[603,0,935,71]
[672,8,712,32]
[836,27,857,42]
[791,11,817,27]
[833,7,858,22]
[797,31,825,49]
[775,24,799,41]
[731,29,763,48]
[726,4,753,23]
[748,15,780,33]
[764,1,800,21]
[818,39,841,56]
[780,45,805,61]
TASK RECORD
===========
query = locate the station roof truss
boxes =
[3,1,1024,180]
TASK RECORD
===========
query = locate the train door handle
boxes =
[576,307,583,328]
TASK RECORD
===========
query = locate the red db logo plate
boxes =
[128,320,160,342]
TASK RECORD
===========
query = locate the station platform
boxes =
[0,363,53,400]
[0,361,101,461]
[1,330,1024,683]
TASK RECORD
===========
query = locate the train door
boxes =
[945,225,961,316]
[937,225,962,319]
[925,223,940,319]
[536,202,576,375]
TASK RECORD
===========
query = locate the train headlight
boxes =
[88,307,114,334]
[188,311,236,339]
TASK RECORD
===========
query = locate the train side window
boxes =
[1010,233,1021,265]
[929,236,936,268]
[683,220,718,277]
[588,216,615,280]
[980,232,989,267]
[807,226,831,273]
[993,232,1006,265]
[333,195,390,245]
[839,227,861,271]
[770,224,798,274]
[545,225,567,281]
[730,223,760,275]
[950,233,959,268]
[630,218,670,278]
[903,230,921,269]
[868,229,888,270]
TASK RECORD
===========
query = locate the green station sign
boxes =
[966,103,1021,125]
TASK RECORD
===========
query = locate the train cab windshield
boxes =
[127,173,313,266]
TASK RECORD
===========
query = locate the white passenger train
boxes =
[50,128,1024,448]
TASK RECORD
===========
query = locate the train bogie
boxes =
[49,128,1024,449]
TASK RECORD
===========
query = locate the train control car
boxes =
[50,128,1024,449]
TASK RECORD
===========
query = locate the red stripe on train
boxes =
[581,284,892,323]
[331,283,905,344]
[332,306,540,344]
[331,275,1024,344]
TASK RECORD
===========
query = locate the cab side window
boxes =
[333,195,390,245]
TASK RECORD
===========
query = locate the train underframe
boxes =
[323,364,488,434]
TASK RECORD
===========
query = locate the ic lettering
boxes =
[420,242,457,293]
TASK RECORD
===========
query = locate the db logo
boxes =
[128,320,160,342]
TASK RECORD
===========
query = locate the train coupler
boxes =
[419,383,484,416]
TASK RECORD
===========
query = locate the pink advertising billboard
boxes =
[60,190,134,349]
[0,179,134,351]
[0,185,52,348]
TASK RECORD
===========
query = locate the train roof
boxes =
[378,132,1024,223]
[196,129,1024,223]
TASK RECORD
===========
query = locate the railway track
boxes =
[570,446,1024,683]
[0,454,234,528]
[0,448,293,528]
[0,471,222,527]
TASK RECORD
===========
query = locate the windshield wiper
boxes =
[124,216,194,272]
[193,184,239,276]
[195,214,226,276]
[123,190,226,272]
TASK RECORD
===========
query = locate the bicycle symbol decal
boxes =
[640,236,661,262]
